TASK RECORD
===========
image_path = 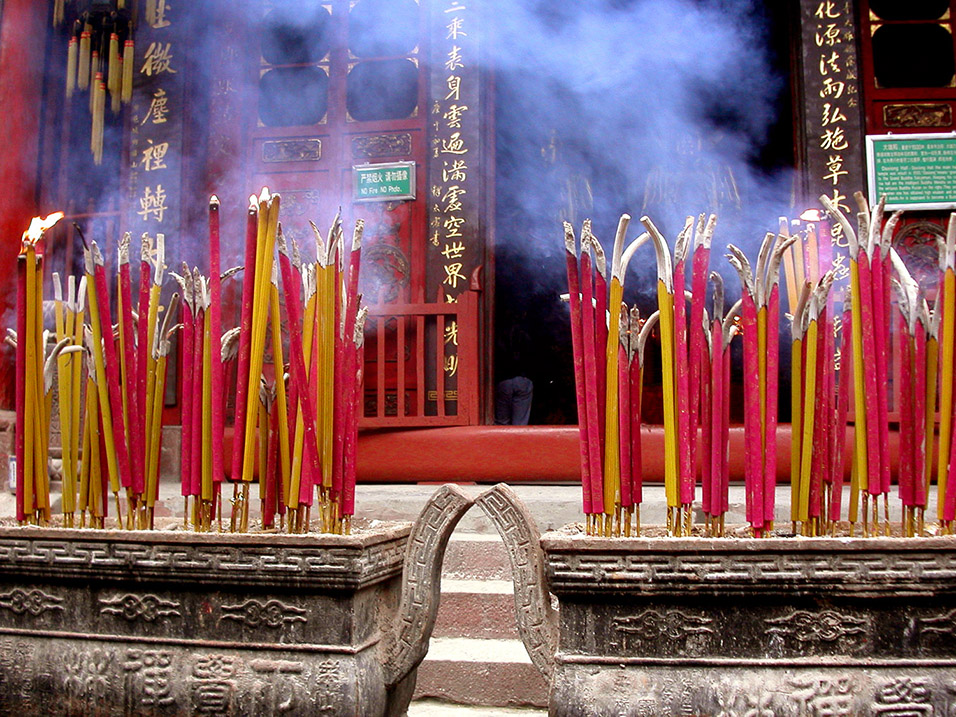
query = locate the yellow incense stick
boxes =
[938,268,955,519]
[799,317,818,523]
[270,276,291,506]
[242,192,280,484]
[604,275,623,516]
[658,281,678,508]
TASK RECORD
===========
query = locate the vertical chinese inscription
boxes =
[798,0,865,247]
[429,0,482,401]
[128,3,184,258]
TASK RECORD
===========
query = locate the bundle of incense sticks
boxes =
[58,11,136,162]
[819,193,901,536]
[11,196,373,533]
[726,232,794,536]
[563,196,956,538]
[640,214,717,536]
[273,214,366,535]
[893,251,934,537]
[702,272,737,536]
[564,213,715,537]
[15,213,64,524]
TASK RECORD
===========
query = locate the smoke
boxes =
[492,0,795,307]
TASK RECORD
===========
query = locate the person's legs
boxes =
[510,376,533,425]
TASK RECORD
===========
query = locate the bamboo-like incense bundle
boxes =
[78,28,91,91]
[240,191,279,491]
[122,40,134,103]
[66,36,78,98]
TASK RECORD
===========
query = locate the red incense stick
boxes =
[857,250,882,497]
[93,245,131,489]
[209,198,225,487]
[230,202,258,484]
[830,308,852,523]
[618,319,632,509]
[179,283,195,499]
[190,297,205,500]
[118,240,142,496]
[592,234,609,466]
[914,320,928,509]
[764,282,780,526]
[629,323,643,510]
[741,291,762,532]
[277,232,322,492]
[674,255,693,506]
[898,314,914,508]
[564,223,592,515]
[579,237,604,515]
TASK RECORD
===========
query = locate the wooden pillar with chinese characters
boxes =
[795,0,867,235]
[127,3,184,264]
[427,0,486,422]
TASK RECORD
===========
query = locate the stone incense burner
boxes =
[477,484,956,717]
[0,485,472,716]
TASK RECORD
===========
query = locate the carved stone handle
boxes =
[475,483,558,681]
[382,484,474,688]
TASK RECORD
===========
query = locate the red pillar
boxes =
[0,0,47,407]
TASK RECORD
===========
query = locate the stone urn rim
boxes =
[540,532,956,554]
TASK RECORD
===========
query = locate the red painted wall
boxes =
[0,0,46,407]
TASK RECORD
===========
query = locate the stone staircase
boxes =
[412,531,549,710]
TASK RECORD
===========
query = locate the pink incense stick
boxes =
[579,242,604,514]
[809,306,828,520]
[898,315,914,508]
[720,342,732,517]
[209,198,225,486]
[872,247,891,496]
[914,322,928,509]
[689,242,710,493]
[700,325,713,517]
[564,225,592,515]
[708,321,723,518]
[136,239,152,494]
[263,390,279,528]
[593,244,609,464]
[93,247,131,489]
[830,308,852,523]
[331,280,346,508]
[857,251,883,497]
[230,205,258,483]
[342,340,364,518]
[674,259,693,506]
[190,302,205,499]
[618,336,632,508]
[118,246,142,495]
[740,292,762,531]
[15,254,26,522]
[629,341,643,509]
[179,293,195,497]
[764,283,780,525]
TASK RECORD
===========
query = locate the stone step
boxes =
[433,578,518,640]
[414,637,549,709]
[408,698,546,716]
[441,533,513,580]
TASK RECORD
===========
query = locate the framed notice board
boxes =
[865,133,956,211]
